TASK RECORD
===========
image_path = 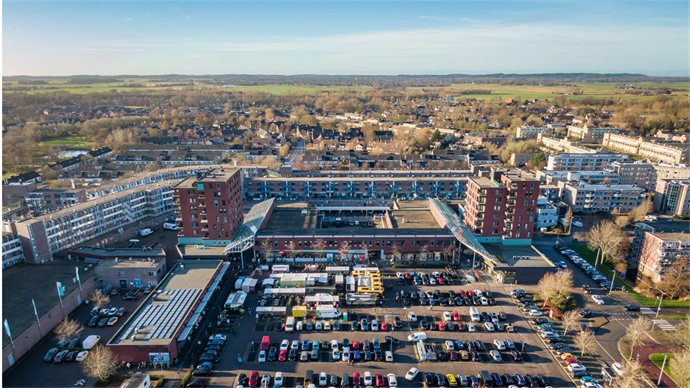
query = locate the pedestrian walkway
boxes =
[652,319,676,331]
[639,307,655,314]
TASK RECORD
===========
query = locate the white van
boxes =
[407,332,427,342]
[162,223,178,230]
[285,317,295,332]
[140,228,153,236]
[82,335,101,349]
[469,307,480,322]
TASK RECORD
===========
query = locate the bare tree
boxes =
[340,241,352,252]
[443,244,456,263]
[286,241,299,257]
[565,207,573,224]
[587,220,629,266]
[669,351,690,388]
[629,198,653,222]
[391,244,401,262]
[656,256,690,300]
[561,310,579,336]
[260,238,272,262]
[554,268,574,298]
[537,272,558,308]
[619,361,647,388]
[574,331,598,358]
[54,318,85,342]
[81,345,117,382]
[626,316,652,358]
[89,290,110,308]
[314,239,326,259]
[670,316,690,351]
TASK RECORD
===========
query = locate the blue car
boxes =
[301,340,310,350]
[353,350,361,360]
[513,374,526,386]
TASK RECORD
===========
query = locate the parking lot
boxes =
[196,268,572,388]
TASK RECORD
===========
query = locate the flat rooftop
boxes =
[97,258,164,268]
[637,220,690,234]
[483,244,555,268]
[71,246,167,258]
[470,176,497,188]
[2,259,90,348]
[178,245,232,258]
[396,200,429,209]
[651,232,690,242]
[389,210,441,229]
[110,260,221,346]
[263,208,318,230]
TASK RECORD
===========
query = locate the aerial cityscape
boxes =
[2,1,689,388]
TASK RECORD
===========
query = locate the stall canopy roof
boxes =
[263,288,306,294]
[256,307,287,313]
[224,291,247,309]
[305,294,339,303]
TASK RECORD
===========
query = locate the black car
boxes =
[470,351,481,362]
[398,277,405,285]
[333,321,341,331]
[525,374,539,387]
[465,341,476,351]
[394,317,402,328]
[474,341,485,351]
[511,350,523,362]
[187,379,206,387]
[435,373,447,386]
[238,373,248,385]
[536,374,551,386]
[579,309,592,318]
[423,373,434,385]
[194,366,213,376]
[480,312,490,322]
[533,318,548,325]
[275,322,283,331]
[464,297,472,305]
[88,316,100,327]
[420,320,430,330]
[205,345,222,352]
[374,350,383,361]
[403,298,411,306]
[491,373,503,386]
[64,350,78,362]
[546,337,565,344]
[289,348,297,361]
[384,336,400,345]
[485,290,493,298]
[624,305,640,312]
[330,375,339,386]
[437,350,447,361]
[198,355,219,364]
[420,298,429,306]
[498,312,507,321]
[502,374,515,384]
[268,347,277,361]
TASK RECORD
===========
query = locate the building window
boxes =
[493,206,501,211]
[492,221,499,226]
[148,271,155,276]
[214,200,219,207]
[493,213,500,219]
[492,229,498,234]
[118,271,125,277]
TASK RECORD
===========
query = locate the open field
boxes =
[37,136,94,147]
[407,81,689,101]
[221,84,372,94]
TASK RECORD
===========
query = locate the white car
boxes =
[493,339,506,350]
[387,374,398,387]
[75,351,89,362]
[481,297,488,306]
[505,339,515,349]
[445,340,455,351]
[291,340,299,350]
[529,310,543,316]
[385,351,393,362]
[474,290,483,297]
[582,384,603,388]
[258,350,267,363]
[484,322,495,331]
[541,331,558,338]
[489,350,502,362]
[324,321,332,330]
[296,321,303,331]
[331,340,339,350]
[280,339,290,351]
[442,311,452,322]
[274,372,284,387]
[408,312,417,322]
[342,348,350,362]
[612,362,626,376]
[405,368,419,381]
[315,321,323,330]
[467,324,476,332]
[371,320,379,331]
[364,371,373,386]
[318,372,328,387]
[568,364,587,372]
[429,278,437,285]
[332,349,341,360]
[209,334,227,341]
[592,295,605,305]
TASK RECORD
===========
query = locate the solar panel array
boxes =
[119,288,199,341]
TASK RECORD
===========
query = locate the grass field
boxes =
[650,353,678,385]
[568,244,690,309]
[38,136,94,147]
[221,85,372,94]
[658,314,689,320]
[408,81,689,101]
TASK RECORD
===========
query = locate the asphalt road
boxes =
[284,141,304,166]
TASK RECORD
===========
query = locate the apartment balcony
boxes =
[507,200,516,206]
[175,217,183,222]
[201,218,208,223]
[198,193,205,198]
[201,226,209,231]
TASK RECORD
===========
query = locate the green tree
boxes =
[431,129,441,142]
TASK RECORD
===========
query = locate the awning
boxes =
[305,294,339,303]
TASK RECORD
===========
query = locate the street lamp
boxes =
[656,290,666,319]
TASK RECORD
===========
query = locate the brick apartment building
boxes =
[174,168,244,247]
[463,168,540,245]
[654,179,690,216]
[637,230,690,283]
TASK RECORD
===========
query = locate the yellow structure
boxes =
[292,305,307,318]
[351,268,384,294]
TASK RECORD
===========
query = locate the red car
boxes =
[457,322,466,331]
[436,321,446,331]
[565,358,582,366]
[380,322,389,331]
[437,277,445,285]
[278,349,287,361]
[458,290,467,298]
[449,351,458,361]
[452,311,461,321]
[404,273,412,280]
[249,371,259,386]
[353,373,361,385]
[466,290,474,298]
[375,374,385,387]
[352,341,360,350]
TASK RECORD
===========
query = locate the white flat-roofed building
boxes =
[560,182,645,214]
[546,153,626,171]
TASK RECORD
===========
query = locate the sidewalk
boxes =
[636,340,676,388]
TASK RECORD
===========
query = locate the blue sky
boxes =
[3,1,688,76]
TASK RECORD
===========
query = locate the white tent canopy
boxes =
[262,278,276,286]
[263,288,306,295]
[224,291,247,309]
[305,294,339,303]
[256,307,287,314]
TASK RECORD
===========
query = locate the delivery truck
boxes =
[316,306,342,319]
